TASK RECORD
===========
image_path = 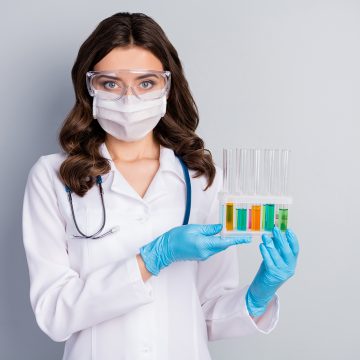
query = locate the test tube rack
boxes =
[219,148,292,238]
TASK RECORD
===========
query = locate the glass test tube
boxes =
[251,204,261,231]
[236,148,247,194]
[236,204,247,231]
[274,204,279,227]
[223,148,236,193]
[280,149,290,196]
[264,204,275,231]
[225,202,234,231]
[271,149,282,196]
[262,204,266,230]
[223,149,229,193]
[223,149,235,232]
[270,150,281,230]
[219,204,224,227]
[278,207,288,231]
[263,149,275,231]
[251,149,261,231]
[244,149,253,230]
[278,149,290,231]
[235,149,248,232]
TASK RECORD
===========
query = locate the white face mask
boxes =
[93,90,167,142]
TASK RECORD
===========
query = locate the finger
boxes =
[272,226,293,263]
[262,233,286,268]
[285,228,300,257]
[259,243,275,271]
[211,235,252,250]
[269,231,282,254]
[272,226,291,253]
[198,223,223,236]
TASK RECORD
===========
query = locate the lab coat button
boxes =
[143,345,151,353]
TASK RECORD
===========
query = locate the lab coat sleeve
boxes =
[22,156,154,342]
[195,166,280,340]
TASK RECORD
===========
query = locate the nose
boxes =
[124,85,134,96]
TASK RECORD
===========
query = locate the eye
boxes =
[139,80,154,90]
[103,81,119,90]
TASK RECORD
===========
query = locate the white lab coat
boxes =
[22,141,280,360]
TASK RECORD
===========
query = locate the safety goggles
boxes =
[86,68,171,101]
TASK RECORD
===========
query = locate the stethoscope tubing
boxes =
[64,154,191,239]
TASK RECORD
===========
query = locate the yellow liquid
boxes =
[226,203,234,231]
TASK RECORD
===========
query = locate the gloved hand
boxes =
[246,226,299,317]
[140,223,251,276]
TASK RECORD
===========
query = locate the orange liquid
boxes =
[251,205,261,231]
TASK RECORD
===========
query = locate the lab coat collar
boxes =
[98,141,186,202]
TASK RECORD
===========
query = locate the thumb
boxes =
[198,223,223,236]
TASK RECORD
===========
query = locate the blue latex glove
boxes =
[140,223,251,276]
[246,226,300,317]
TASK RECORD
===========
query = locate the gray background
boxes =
[1,0,359,359]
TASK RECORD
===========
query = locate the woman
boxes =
[22,12,299,360]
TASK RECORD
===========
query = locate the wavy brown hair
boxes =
[59,12,216,197]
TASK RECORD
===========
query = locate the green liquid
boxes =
[262,205,266,229]
[278,208,288,231]
[264,204,275,231]
[236,208,247,231]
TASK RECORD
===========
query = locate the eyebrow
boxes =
[96,73,159,80]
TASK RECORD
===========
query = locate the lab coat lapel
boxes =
[98,141,186,203]
[143,144,186,203]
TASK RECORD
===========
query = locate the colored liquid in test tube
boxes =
[264,204,275,231]
[278,150,290,231]
[236,206,247,231]
[262,150,275,231]
[262,205,266,230]
[250,150,262,231]
[226,203,234,231]
[279,208,288,231]
[251,205,261,231]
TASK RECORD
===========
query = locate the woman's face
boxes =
[93,45,164,72]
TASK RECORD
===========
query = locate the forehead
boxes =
[93,46,164,72]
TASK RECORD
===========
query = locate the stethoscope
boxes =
[64,154,191,239]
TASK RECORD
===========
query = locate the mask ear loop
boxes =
[160,76,170,116]
[164,73,171,100]
[92,94,98,119]
[160,92,167,117]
